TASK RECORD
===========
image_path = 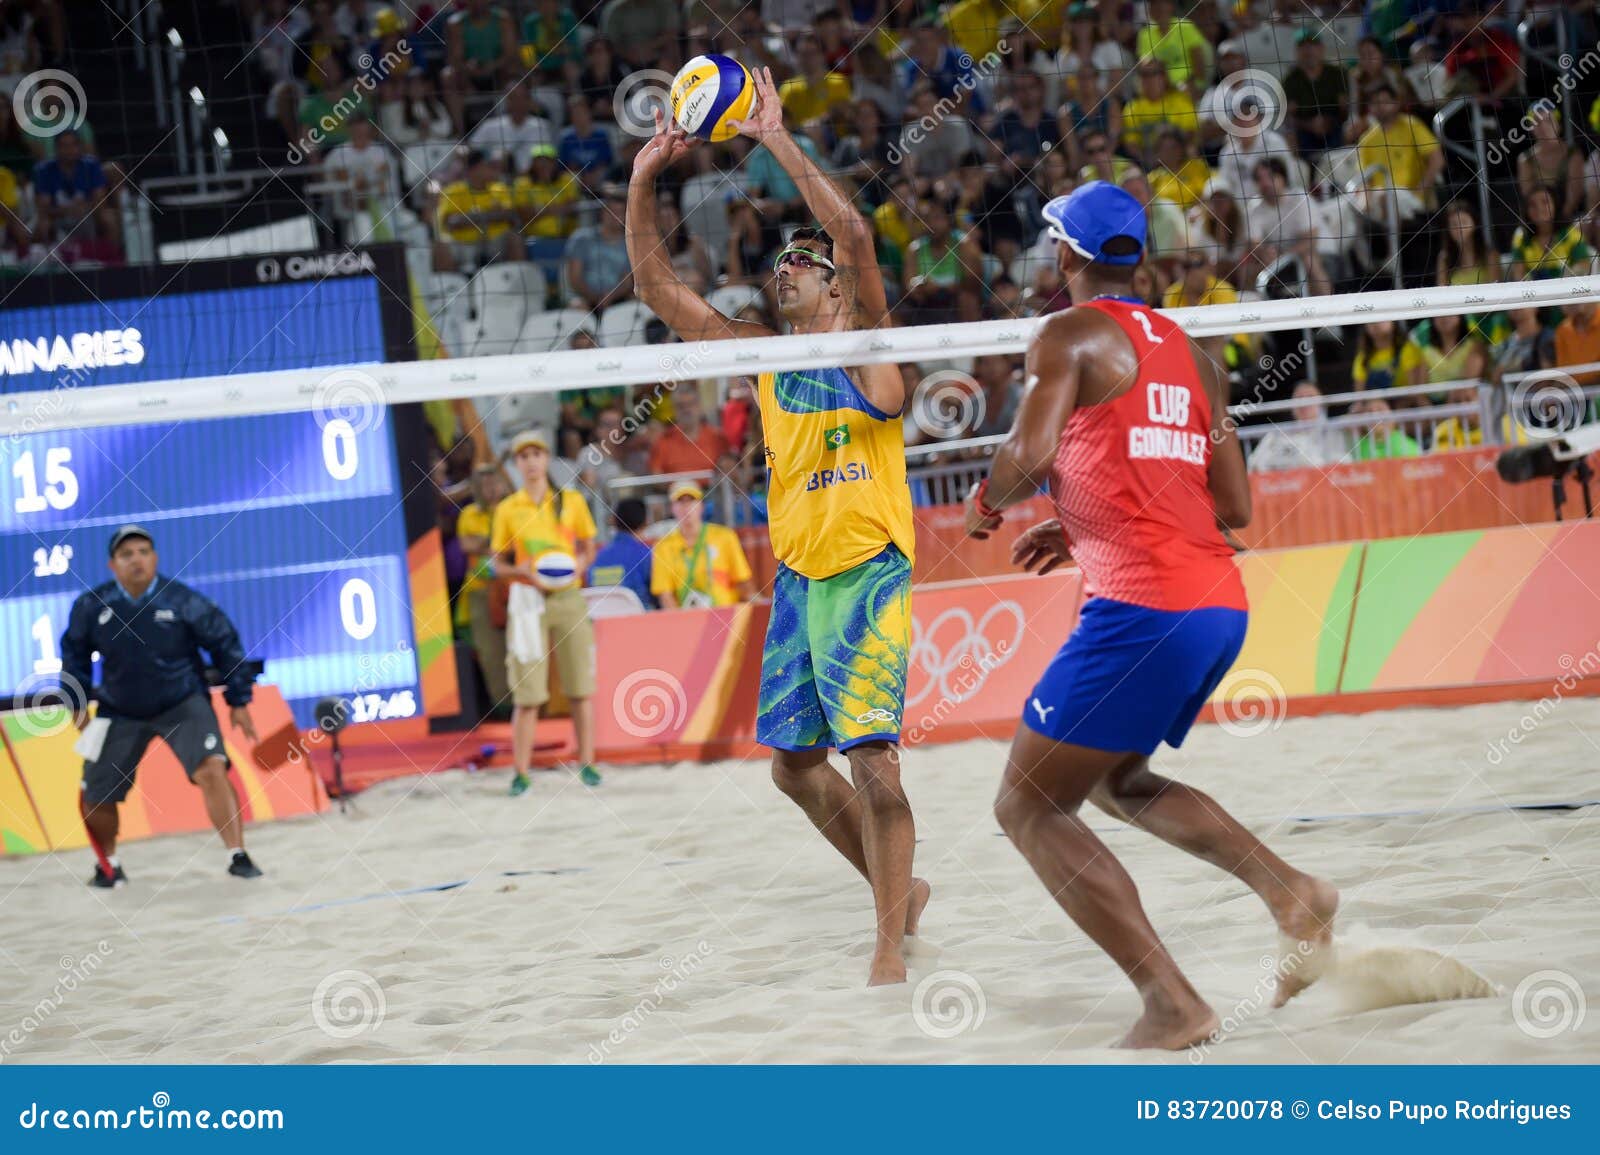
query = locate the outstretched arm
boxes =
[731,67,889,331]
[627,110,775,343]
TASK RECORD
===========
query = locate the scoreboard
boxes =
[0,246,444,726]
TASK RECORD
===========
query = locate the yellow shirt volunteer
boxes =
[455,501,495,625]
[1162,275,1238,309]
[436,179,514,242]
[512,172,579,238]
[778,73,852,127]
[490,486,597,580]
[1122,92,1199,152]
[651,523,752,607]
[1356,116,1439,193]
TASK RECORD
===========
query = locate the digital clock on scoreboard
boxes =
[0,246,453,727]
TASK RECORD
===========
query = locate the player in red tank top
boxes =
[964,183,1338,1051]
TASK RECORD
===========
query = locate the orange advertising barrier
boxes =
[591,520,1600,764]
[735,448,1587,589]
[0,686,328,856]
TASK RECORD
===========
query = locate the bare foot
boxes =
[1119,998,1219,1050]
[905,877,931,936]
[867,945,907,986]
[1272,875,1340,1007]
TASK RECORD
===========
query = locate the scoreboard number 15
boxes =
[12,448,80,513]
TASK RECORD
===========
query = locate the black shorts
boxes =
[81,695,228,806]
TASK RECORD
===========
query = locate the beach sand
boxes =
[3,698,1597,1064]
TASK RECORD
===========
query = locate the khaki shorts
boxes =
[506,586,595,707]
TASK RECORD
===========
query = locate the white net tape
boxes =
[3,274,1595,436]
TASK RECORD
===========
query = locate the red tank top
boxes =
[1048,298,1247,613]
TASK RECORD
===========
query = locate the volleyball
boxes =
[534,551,579,590]
[669,53,756,142]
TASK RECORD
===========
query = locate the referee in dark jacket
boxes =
[61,526,265,887]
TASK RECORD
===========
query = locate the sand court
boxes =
[2,698,1596,1064]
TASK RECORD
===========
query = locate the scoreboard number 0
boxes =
[340,577,377,639]
[321,418,359,480]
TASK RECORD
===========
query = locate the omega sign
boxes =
[255,251,378,283]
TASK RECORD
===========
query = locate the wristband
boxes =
[973,479,1004,521]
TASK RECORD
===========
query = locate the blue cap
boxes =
[1041,182,1147,267]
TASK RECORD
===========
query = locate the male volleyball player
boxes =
[965,183,1338,1048]
[626,70,926,986]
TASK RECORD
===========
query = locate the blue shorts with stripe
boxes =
[1023,597,1248,756]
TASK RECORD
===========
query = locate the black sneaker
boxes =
[89,863,127,888]
[228,851,263,879]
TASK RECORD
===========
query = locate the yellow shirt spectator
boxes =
[778,73,853,126]
[651,522,752,608]
[512,170,579,238]
[943,0,1007,59]
[1151,158,1213,210]
[1136,19,1210,88]
[1122,91,1198,153]
[0,167,18,213]
[435,179,515,243]
[454,501,494,626]
[1356,115,1440,193]
[872,200,914,256]
[1162,275,1238,309]
[491,486,597,571]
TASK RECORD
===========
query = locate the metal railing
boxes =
[1433,98,1496,257]
[1518,13,1574,147]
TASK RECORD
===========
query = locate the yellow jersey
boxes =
[456,501,495,624]
[758,367,915,580]
[490,486,596,580]
[777,73,852,126]
[435,179,514,242]
[651,523,753,607]
[1356,116,1439,193]
[512,173,579,238]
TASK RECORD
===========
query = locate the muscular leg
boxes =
[770,747,930,951]
[845,742,920,985]
[83,801,119,857]
[192,757,246,851]
[1090,755,1338,1005]
[994,726,1218,1049]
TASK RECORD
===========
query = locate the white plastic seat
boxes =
[582,585,648,618]
[511,308,596,353]
[597,299,659,347]
[420,270,471,355]
[706,283,764,321]
[465,263,547,357]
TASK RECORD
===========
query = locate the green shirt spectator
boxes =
[521,1,580,74]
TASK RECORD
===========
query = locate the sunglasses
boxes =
[774,246,837,273]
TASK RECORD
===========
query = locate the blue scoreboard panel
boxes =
[0,246,440,726]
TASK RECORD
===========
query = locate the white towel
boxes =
[506,583,547,664]
[74,717,111,761]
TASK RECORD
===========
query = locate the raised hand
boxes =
[728,66,783,141]
[634,108,697,181]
